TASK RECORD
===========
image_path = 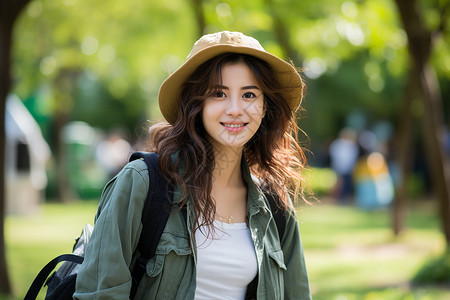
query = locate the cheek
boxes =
[201,103,218,132]
[248,100,265,124]
[201,101,213,121]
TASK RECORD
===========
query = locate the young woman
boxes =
[74,31,312,300]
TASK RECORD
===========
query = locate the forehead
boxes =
[218,62,258,85]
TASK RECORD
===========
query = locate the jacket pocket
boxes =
[269,249,287,271]
[146,230,192,277]
[142,230,193,299]
[266,249,286,300]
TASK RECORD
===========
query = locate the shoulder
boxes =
[96,158,150,215]
[113,158,149,187]
[123,157,148,174]
[113,158,151,195]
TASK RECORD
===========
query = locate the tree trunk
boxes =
[417,64,450,244]
[264,0,302,65]
[0,0,31,294]
[392,74,416,235]
[51,69,80,203]
[51,112,73,202]
[190,0,206,39]
[0,18,13,296]
[394,0,450,245]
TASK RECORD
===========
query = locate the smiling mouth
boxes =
[220,123,248,128]
[220,122,249,133]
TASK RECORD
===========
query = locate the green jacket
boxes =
[74,158,311,300]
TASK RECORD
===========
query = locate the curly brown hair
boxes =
[148,53,307,229]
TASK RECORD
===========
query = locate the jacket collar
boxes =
[240,158,271,216]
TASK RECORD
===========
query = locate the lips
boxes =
[221,123,246,128]
[220,122,248,132]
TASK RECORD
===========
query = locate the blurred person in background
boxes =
[352,130,394,209]
[329,127,359,203]
[95,128,132,179]
[74,31,312,300]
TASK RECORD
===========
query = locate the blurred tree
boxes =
[12,0,198,201]
[259,0,450,239]
[392,68,414,235]
[264,0,302,64]
[394,0,450,245]
[0,0,30,295]
[51,68,81,202]
[191,0,207,38]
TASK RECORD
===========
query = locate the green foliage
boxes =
[412,249,450,285]
[10,0,450,182]
[12,0,450,138]
[13,0,198,131]
[303,167,337,195]
[71,72,147,132]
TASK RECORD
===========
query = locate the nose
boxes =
[225,95,243,117]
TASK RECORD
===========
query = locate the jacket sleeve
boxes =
[73,160,148,300]
[281,209,312,300]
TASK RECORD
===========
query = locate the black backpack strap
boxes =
[24,254,83,300]
[129,152,173,300]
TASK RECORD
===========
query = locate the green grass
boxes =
[298,199,450,299]
[5,200,99,300]
[4,198,450,299]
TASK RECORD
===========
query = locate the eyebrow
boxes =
[215,85,260,90]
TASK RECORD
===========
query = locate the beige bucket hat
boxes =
[158,31,304,124]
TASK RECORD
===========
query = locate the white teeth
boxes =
[223,123,245,128]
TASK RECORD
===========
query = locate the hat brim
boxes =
[158,44,303,124]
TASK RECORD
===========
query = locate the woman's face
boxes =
[202,61,265,154]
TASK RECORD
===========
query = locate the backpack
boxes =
[24,152,172,300]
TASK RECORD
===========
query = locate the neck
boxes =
[212,147,244,188]
[208,146,248,224]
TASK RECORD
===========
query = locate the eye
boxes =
[243,92,256,99]
[213,91,226,98]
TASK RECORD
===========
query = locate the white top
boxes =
[194,221,258,300]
